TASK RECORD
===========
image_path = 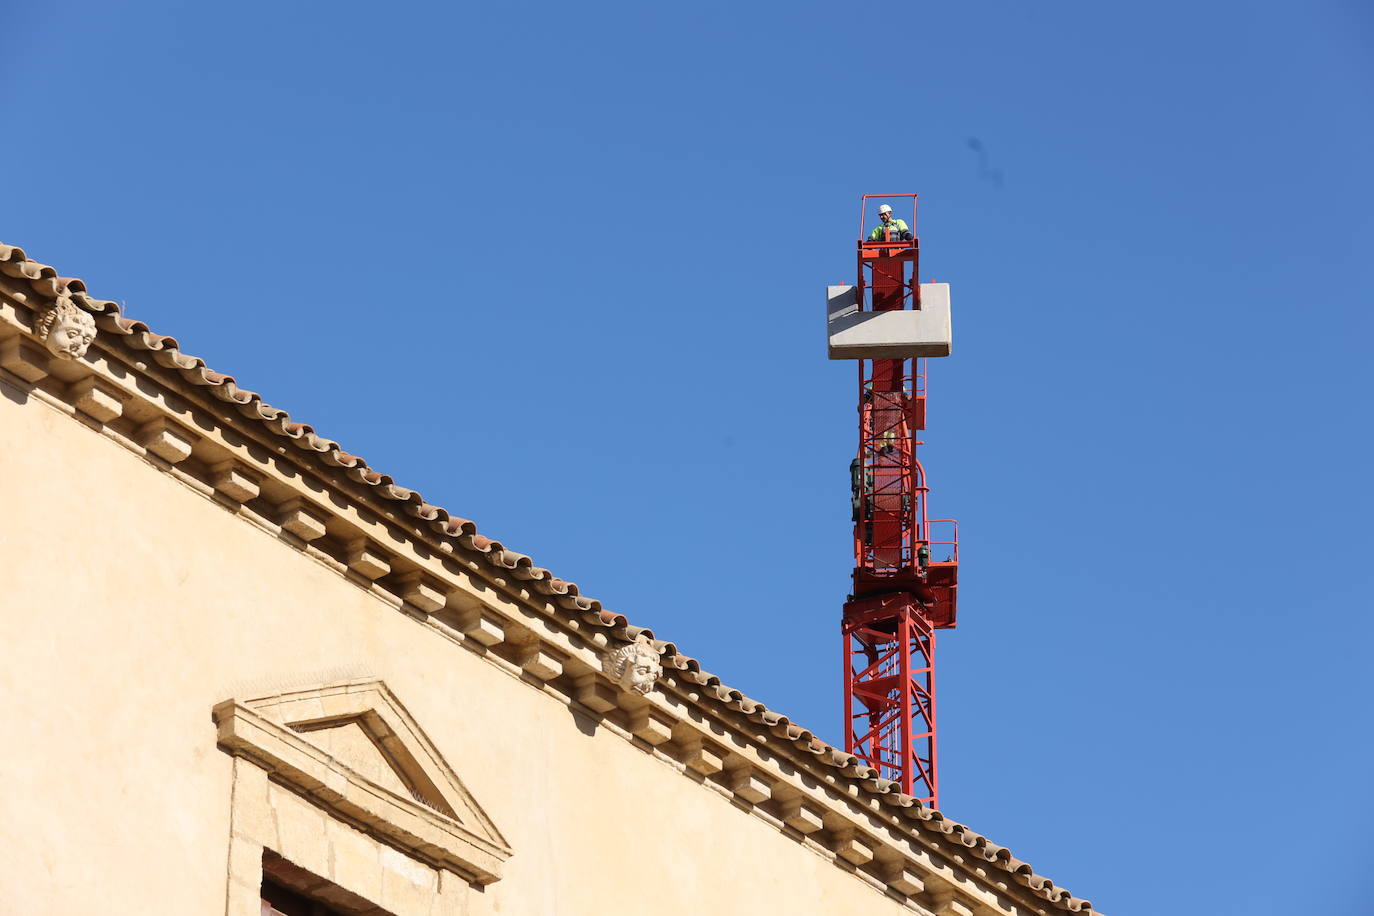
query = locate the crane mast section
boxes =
[828,194,959,807]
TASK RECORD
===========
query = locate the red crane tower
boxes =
[827,194,958,807]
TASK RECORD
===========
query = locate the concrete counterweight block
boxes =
[826,283,952,359]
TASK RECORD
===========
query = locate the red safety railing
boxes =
[926,519,959,564]
[856,193,918,242]
[856,193,921,313]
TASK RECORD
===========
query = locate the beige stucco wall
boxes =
[0,381,914,915]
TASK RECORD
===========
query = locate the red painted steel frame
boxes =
[843,594,937,804]
[842,194,958,807]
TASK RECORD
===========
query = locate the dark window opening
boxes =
[260,876,344,916]
[259,849,398,916]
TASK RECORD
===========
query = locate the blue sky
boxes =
[6,2,1372,911]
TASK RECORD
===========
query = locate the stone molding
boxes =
[0,273,1094,916]
[213,679,511,892]
[223,754,470,916]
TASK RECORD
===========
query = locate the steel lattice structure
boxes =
[840,195,959,807]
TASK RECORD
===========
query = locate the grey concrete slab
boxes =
[826,283,952,359]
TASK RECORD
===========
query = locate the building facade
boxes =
[0,242,1097,915]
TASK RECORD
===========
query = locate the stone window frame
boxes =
[213,679,511,916]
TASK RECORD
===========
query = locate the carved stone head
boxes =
[34,296,96,360]
[603,637,662,695]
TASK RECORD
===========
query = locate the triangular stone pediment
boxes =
[295,718,427,808]
[253,681,469,821]
[213,678,510,884]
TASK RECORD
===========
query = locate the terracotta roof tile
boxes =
[0,241,1094,913]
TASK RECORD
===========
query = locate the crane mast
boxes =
[828,194,959,807]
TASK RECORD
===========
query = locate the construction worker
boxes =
[869,204,912,242]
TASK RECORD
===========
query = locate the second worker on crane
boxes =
[869,204,913,242]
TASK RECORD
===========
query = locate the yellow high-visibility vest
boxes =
[868,218,910,241]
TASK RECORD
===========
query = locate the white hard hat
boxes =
[877,204,893,215]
